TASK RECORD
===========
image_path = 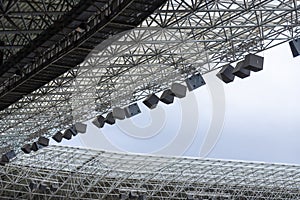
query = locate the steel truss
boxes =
[0,145,299,199]
[0,0,81,61]
[0,0,300,152]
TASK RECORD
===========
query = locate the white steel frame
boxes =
[0,145,299,199]
[0,0,299,153]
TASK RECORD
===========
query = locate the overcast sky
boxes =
[53,43,300,165]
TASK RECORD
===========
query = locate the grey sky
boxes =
[53,43,300,165]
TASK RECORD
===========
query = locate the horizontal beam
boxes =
[0,29,43,34]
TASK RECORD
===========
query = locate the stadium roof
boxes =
[0,0,299,158]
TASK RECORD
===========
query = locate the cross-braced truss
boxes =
[0,0,81,62]
[0,0,300,153]
[0,145,299,199]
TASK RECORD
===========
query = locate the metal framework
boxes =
[0,145,299,199]
[0,0,300,153]
[0,0,80,61]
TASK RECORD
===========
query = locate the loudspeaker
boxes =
[74,122,87,133]
[21,144,32,154]
[232,61,250,78]
[171,83,187,98]
[0,41,3,66]
[143,94,159,109]
[49,184,58,192]
[124,103,141,118]
[1,150,16,162]
[92,115,105,128]
[138,195,146,200]
[69,127,78,136]
[216,64,235,83]
[289,38,300,57]
[160,89,174,104]
[112,107,126,120]
[105,112,115,125]
[37,136,49,147]
[38,184,47,192]
[0,161,5,166]
[119,193,128,200]
[243,54,264,72]
[63,129,73,140]
[185,73,206,91]
[29,182,37,191]
[52,131,63,143]
[31,142,43,151]
[129,191,139,198]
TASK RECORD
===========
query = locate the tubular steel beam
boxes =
[0,145,299,199]
[0,0,299,156]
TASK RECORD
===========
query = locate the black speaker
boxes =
[37,136,49,147]
[124,103,141,118]
[21,144,32,154]
[170,83,187,98]
[0,161,6,166]
[63,129,73,140]
[0,41,4,66]
[160,89,174,104]
[289,38,300,57]
[112,107,126,120]
[185,73,206,91]
[29,182,37,191]
[105,112,115,125]
[1,150,16,162]
[232,60,250,78]
[129,191,139,198]
[243,54,264,72]
[216,64,235,83]
[119,193,128,200]
[31,142,42,151]
[138,195,146,200]
[92,115,105,128]
[74,122,87,133]
[68,126,78,136]
[49,184,58,192]
[52,131,63,143]
[143,94,159,109]
[38,184,47,192]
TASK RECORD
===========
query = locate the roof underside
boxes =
[0,0,299,154]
